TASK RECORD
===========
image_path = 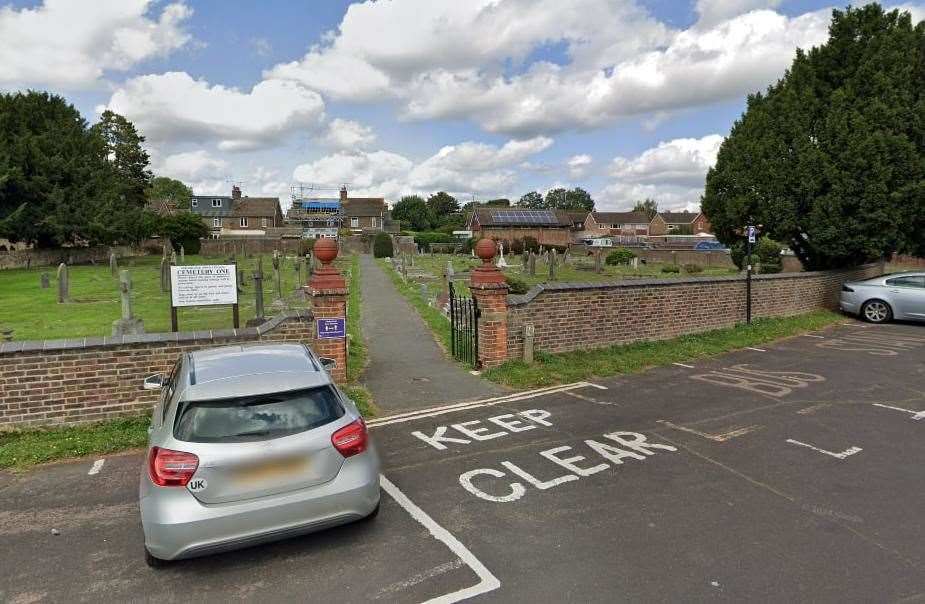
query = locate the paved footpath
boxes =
[358,254,503,412]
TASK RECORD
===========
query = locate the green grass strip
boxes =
[482,310,844,389]
[0,417,151,471]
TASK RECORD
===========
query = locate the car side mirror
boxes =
[143,374,164,390]
[319,357,337,371]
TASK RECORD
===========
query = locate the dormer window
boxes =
[212,199,221,207]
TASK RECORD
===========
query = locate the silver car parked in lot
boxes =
[139,343,380,567]
[839,272,925,323]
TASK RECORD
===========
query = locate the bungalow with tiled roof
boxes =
[467,207,574,247]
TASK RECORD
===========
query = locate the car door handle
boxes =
[889,289,901,293]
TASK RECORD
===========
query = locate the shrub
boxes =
[413,231,454,251]
[298,238,316,255]
[459,237,474,254]
[683,263,704,273]
[731,236,783,272]
[158,213,208,255]
[373,233,393,258]
[505,274,529,295]
[509,238,525,254]
[661,264,681,274]
[522,236,539,253]
[605,247,636,265]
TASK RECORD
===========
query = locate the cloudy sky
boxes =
[1,0,922,211]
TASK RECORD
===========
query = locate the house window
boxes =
[350,217,359,228]
[261,217,268,228]
[240,217,248,227]
[211,233,220,240]
[212,217,220,228]
[370,217,377,228]
[212,199,221,208]
[191,199,198,208]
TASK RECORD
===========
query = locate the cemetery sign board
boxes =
[170,265,238,307]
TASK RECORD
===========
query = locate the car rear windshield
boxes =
[174,387,345,443]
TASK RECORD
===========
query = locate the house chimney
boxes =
[232,185,242,200]
[339,185,348,203]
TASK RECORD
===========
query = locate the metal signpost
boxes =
[169,265,239,331]
[745,225,757,325]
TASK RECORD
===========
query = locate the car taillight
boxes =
[148,447,199,487]
[842,285,854,292]
[331,419,368,458]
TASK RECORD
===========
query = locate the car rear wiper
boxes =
[230,429,273,437]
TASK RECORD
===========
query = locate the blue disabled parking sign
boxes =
[317,318,346,339]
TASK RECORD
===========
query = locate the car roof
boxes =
[182,343,331,401]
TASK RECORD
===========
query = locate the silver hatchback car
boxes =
[840,272,925,323]
[139,343,380,567]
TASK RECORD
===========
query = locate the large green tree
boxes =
[543,187,595,211]
[0,92,156,247]
[426,191,459,217]
[392,195,434,231]
[517,191,544,208]
[702,5,925,269]
[633,198,659,221]
[147,176,193,209]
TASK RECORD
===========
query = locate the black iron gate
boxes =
[449,282,480,368]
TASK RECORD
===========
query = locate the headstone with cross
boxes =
[112,270,145,336]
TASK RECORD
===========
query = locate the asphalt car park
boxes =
[1,320,924,602]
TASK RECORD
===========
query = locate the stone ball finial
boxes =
[474,238,497,264]
[314,238,339,265]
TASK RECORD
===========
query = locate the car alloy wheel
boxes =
[862,300,890,323]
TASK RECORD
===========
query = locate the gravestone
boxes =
[179,245,185,264]
[247,258,266,327]
[272,254,282,300]
[595,249,603,274]
[631,257,639,270]
[40,273,50,289]
[296,257,303,287]
[160,257,170,293]
[237,269,245,293]
[56,263,69,303]
[497,241,508,268]
[528,251,537,276]
[112,270,145,336]
[446,260,455,278]
[549,249,557,280]
[170,250,177,265]
[109,252,118,277]
[522,251,529,270]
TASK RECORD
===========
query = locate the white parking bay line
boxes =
[872,403,925,421]
[672,363,695,369]
[799,334,826,339]
[367,382,596,428]
[87,459,105,475]
[380,475,500,604]
[785,439,862,460]
[745,347,766,352]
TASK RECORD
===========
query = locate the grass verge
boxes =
[378,258,452,351]
[482,310,844,389]
[0,417,150,471]
[345,253,376,418]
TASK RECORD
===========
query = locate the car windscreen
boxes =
[174,386,345,443]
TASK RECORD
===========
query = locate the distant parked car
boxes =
[839,272,925,323]
[694,241,728,251]
[139,343,380,567]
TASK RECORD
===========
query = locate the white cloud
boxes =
[0,0,192,89]
[694,0,782,29]
[263,0,842,136]
[249,37,272,57]
[599,134,723,211]
[292,136,552,200]
[105,71,325,151]
[567,154,592,178]
[321,118,377,149]
[156,150,227,182]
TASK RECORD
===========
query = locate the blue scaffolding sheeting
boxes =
[301,199,341,211]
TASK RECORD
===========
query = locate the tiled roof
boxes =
[343,197,386,217]
[591,211,650,225]
[232,197,281,218]
[190,196,233,217]
[659,211,700,224]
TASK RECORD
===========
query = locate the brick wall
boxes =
[0,245,138,270]
[0,311,316,430]
[504,264,883,359]
[477,227,572,247]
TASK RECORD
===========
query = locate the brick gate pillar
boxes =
[470,239,509,368]
[306,238,347,383]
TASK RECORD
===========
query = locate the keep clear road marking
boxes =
[872,403,925,421]
[657,420,762,443]
[380,475,500,604]
[87,459,105,475]
[786,439,862,460]
[367,382,600,428]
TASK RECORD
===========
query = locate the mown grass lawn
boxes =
[392,252,739,296]
[0,252,355,341]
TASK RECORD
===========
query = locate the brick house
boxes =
[340,187,388,233]
[190,186,284,238]
[467,207,573,247]
[649,211,712,235]
[583,211,652,237]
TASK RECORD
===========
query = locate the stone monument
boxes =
[112,270,145,336]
